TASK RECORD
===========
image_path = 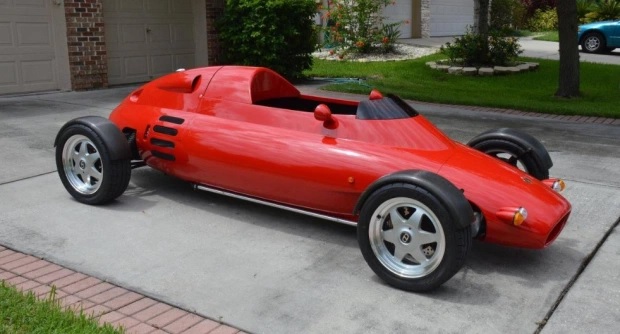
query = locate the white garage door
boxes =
[0,0,60,95]
[430,0,474,37]
[104,0,196,85]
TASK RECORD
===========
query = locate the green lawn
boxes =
[533,31,559,42]
[306,55,620,118]
[0,282,123,334]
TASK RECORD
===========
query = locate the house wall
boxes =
[2,0,221,94]
[382,0,473,38]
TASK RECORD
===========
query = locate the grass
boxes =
[305,54,620,118]
[0,282,123,334]
[533,31,559,42]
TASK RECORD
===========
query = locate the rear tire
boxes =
[357,182,471,292]
[56,124,131,204]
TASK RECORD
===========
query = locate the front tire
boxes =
[357,182,471,292]
[471,138,548,179]
[55,124,131,204]
[468,128,552,180]
[581,32,606,53]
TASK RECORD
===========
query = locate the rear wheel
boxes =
[56,124,131,204]
[358,182,471,292]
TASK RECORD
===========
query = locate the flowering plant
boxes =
[321,0,403,55]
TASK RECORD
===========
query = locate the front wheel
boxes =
[468,128,552,180]
[357,182,471,292]
[581,32,606,53]
[55,123,131,204]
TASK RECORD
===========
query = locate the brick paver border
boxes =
[0,245,246,334]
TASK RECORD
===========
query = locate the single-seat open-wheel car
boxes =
[55,66,571,292]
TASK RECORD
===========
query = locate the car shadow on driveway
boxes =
[122,167,359,249]
[118,167,583,304]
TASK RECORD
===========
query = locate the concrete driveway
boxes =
[1,86,619,334]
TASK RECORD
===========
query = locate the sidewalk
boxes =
[0,245,245,334]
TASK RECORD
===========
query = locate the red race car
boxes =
[55,66,571,292]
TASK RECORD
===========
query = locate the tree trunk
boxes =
[475,0,490,36]
[474,0,490,64]
[556,1,580,97]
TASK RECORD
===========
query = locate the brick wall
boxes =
[206,0,225,65]
[64,0,107,90]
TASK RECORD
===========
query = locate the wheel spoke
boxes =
[414,230,439,245]
[77,141,87,159]
[408,247,429,264]
[86,151,100,165]
[393,244,408,261]
[88,167,102,181]
[389,207,405,228]
[507,156,518,166]
[381,228,398,244]
[406,209,424,230]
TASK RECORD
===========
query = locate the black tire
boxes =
[357,182,472,292]
[470,138,549,180]
[581,32,606,53]
[55,123,131,204]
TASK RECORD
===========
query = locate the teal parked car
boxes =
[578,20,620,53]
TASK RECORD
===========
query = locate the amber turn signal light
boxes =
[497,207,528,226]
[543,178,566,193]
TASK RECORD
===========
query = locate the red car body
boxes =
[108,66,570,249]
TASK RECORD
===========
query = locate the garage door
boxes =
[104,0,196,85]
[0,0,60,95]
[430,0,474,37]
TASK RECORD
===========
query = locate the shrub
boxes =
[589,0,620,21]
[491,0,518,32]
[577,0,596,23]
[520,0,557,17]
[528,8,558,31]
[218,0,317,79]
[323,0,401,55]
[441,28,523,67]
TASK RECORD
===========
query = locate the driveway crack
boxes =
[0,171,57,186]
[534,215,620,333]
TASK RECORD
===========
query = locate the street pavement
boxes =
[401,36,620,65]
[1,82,619,333]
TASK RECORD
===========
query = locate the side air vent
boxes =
[150,138,175,148]
[159,115,185,124]
[151,150,175,161]
[153,125,178,136]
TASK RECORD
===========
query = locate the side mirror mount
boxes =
[314,104,339,129]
